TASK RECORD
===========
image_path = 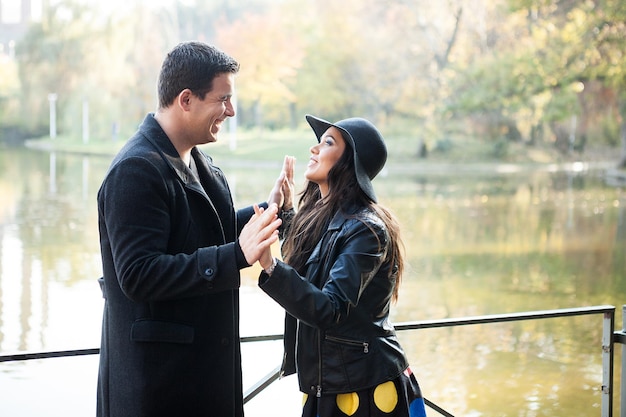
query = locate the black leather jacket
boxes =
[259,205,408,396]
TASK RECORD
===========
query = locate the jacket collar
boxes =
[139,114,206,195]
[327,203,364,230]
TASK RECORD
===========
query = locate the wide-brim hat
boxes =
[305,114,387,202]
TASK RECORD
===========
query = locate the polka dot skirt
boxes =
[302,367,427,417]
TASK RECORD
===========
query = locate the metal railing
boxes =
[0,305,622,416]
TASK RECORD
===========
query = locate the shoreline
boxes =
[17,137,624,178]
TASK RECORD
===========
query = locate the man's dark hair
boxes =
[157,41,240,109]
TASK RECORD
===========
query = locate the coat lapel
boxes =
[192,148,236,242]
[140,114,231,242]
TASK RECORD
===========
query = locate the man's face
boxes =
[187,72,236,145]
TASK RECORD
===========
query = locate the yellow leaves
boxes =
[216,10,305,105]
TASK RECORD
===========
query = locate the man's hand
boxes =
[239,204,281,266]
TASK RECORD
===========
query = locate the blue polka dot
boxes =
[409,397,427,417]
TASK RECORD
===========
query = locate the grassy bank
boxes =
[23,128,620,168]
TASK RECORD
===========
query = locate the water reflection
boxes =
[0,148,104,354]
[0,147,625,416]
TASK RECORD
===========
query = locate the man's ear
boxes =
[177,89,193,111]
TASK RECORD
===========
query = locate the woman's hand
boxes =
[281,156,295,211]
[268,156,296,211]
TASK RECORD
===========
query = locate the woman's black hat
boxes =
[306,114,387,202]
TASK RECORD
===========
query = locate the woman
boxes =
[256,115,427,417]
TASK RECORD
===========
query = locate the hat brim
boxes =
[305,114,377,202]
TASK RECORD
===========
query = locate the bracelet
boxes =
[280,207,295,221]
[264,257,278,276]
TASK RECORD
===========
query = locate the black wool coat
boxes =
[97,114,255,417]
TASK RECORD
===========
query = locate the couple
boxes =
[96,41,426,417]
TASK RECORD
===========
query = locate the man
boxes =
[96,41,293,417]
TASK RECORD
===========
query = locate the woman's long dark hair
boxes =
[281,138,405,301]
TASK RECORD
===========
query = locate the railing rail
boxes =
[0,305,619,417]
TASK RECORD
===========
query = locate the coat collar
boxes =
[139,113,207,195]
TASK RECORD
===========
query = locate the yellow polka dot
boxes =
[336,392,359,415]
[373,381,398,413]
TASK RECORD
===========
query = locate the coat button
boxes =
[204,268,214,276]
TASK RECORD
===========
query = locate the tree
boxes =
[583,0,626,166]
[216,7,305,129]
[443,0,625,161]
[15,0,177,140]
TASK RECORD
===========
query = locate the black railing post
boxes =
[612,309,626,417]
[622,305,626,417]
[602,308,615,417]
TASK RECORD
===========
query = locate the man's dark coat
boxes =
[97,114,254,417]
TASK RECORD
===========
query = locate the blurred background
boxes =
[1,1,626,416]
[0,0,625,164]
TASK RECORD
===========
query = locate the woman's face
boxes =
[305,126,347,197]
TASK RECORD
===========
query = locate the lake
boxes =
[0,146,624,416]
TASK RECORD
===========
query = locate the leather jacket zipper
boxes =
[317,331,322,397]
[325,335,369,353]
